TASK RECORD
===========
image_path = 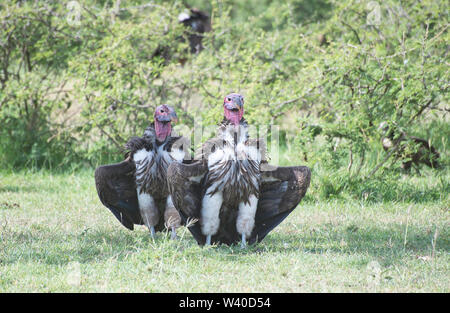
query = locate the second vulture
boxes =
[168,93,311,247]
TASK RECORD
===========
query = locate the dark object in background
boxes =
[379,122,440,171]
[151,8,211,64]
[318,34,329,47]
[178,8,212,54]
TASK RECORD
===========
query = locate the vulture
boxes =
[178,8,211,54]
[379,122,440,172]
[151,8,211,64]
[95,105,190,239]
[167,93,311,247]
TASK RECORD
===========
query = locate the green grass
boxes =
[0,170,448,292]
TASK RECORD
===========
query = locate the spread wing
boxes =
[253,164,311,243]
[167,160,311,246]
[94,158,143,230]
[167,160,207,240]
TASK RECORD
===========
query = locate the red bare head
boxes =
[223,93,244,126]
[154,105,178,142]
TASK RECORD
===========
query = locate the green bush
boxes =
[0,0,448,199]
[0,2,82,169]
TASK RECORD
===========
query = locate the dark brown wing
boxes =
[94,158,143,230]
[166,137,226,243]
[252,164,311,243]
[167,161,207,240]
[167,160,311,246]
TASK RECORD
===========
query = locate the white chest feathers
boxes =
[208,125,261,168]
[133,142,185,184]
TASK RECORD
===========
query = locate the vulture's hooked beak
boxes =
[224,102,242,112]
[170,110,179,124]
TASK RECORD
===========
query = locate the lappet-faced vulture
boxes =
[95,105,190,239]
[178,8,211,54]
[167,93,311,247]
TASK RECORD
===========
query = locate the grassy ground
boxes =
[0,170,448,292]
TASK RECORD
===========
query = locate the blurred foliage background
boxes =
[0,0,448,200]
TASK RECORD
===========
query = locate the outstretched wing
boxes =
[94,158,143,230]
[167,161,207,240]
[251,164,311,244]
[168,159,311,246]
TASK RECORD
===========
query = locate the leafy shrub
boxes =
[0,2,82,169]
[0,0,448,200]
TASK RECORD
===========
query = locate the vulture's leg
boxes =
[171,227,177,240]
[201,186,223,246]
[241,233,246,248]
[236,194,258,248]
[137,191,160,239]
[164,195,181,240]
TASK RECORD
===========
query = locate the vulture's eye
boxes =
[160,109,164,113]
[227,98,231,102]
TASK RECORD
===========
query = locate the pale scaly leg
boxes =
[150,226,156,238]
[164,195,181,240]
[236,194,258,248]
[170,227,177,240]
[241,233,246,249]
[201,185,223,246]
[205,235,212,246]
[137,190,160,239]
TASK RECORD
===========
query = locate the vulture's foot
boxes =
[240,233,247,249]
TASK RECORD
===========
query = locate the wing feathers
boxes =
[167,162,311,246]
[253,166,311,243]
[94,159,143,229]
